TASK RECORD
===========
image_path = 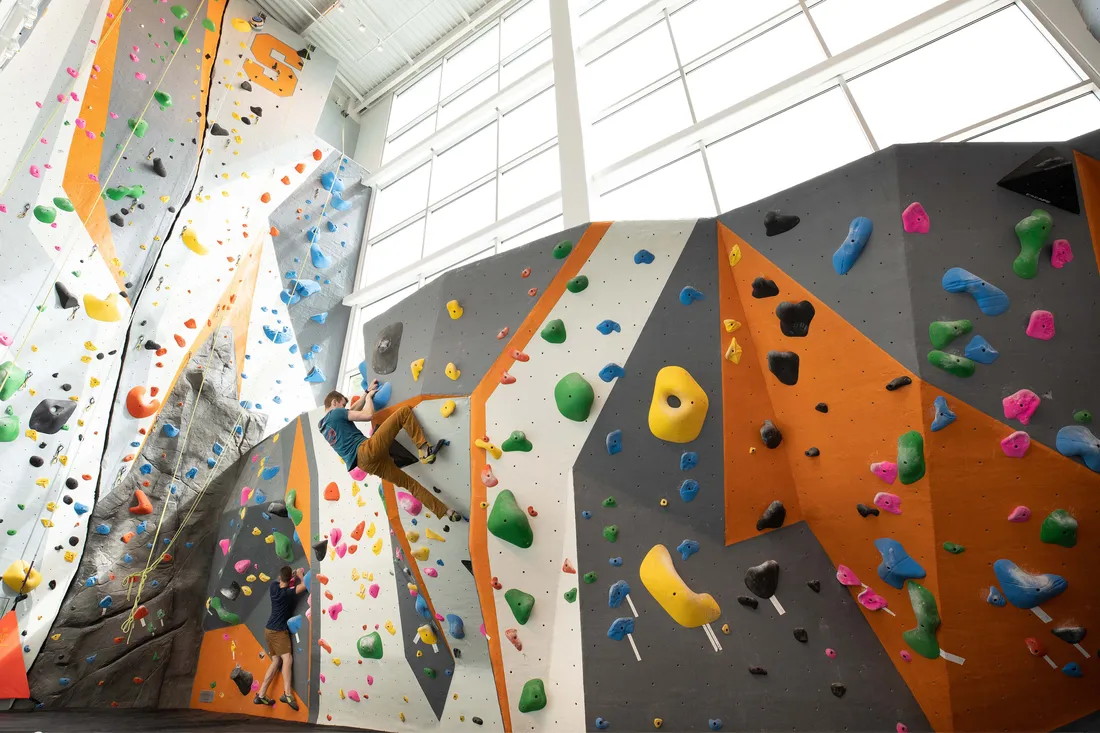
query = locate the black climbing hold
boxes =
[241,80,252,91]
[370,322,403,375]
[885,376,912,391]
[63,495,73,505]
[453,648,462,658]
[55,282,79,309]
[805,447,820,457]
[443,525,451,533]
[756,500,786,531]
[29,399,77,434]
[152,157,168,177]
[1052,626,1087,645]
[748,666,768,676]
[856,503,880,518]
[775,300,815,337]
[793,627,808,643]
[230,666,253,696]
[48,580,56,590]
[210,122,229,136]
[29,456,44,467]
[751,277,779,299]
[267,501,288,517]
[109,213,125,227]
[168,206,176,213]
[737,596,759,609]
[997,145,1080,215]
[815,402,828,413]
[120,207,129,216]
[472,716,482,725]
[61,384,71,392]
[830,683,846,698]
[767,351,799,385]
[68,536,78,547]
[760,420,782,449]
[806,580,821,593]
[744,560,780,598]
[461,559,473,575]
[313,539,328,562]
[250,106,263,117]
[221,581,242,600]
[764,210,800,237]
[65,477,78,490]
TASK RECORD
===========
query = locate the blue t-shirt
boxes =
[266,582,297,631]
[318,407,370,469]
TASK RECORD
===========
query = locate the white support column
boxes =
[549,0,594,225]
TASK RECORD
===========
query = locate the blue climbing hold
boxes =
[213,442,224,456]
[59,677,71,686]
[596,319,621,335]
[185,467,198,479]
[305,366,326,383]
[941,267,1010,316]
[415,594,431,620]
[280,289,301,305]
[679,286,705,305]
[94,524,110,535]
[253,490,266,503]
[993,559,1067,609]
[606,429,622,455]
[302,351,314,362]
[680,452,698,471]
[261,466,281,480]
[320,171,344,192]
[609,557,622,566]
[874,538,926,589]
[1064,662,1083,678]
[1055,425,1100,472]
[582,511,592,519]
[74,502,89,515]
[84,577,96,587]
[307,227,320,243]
[264,325,291,344]
[709,720,723,731]
[446,614,465,639]
[677,539,700,561]
[310,242,332,269]
[295,279,321,298]
[634,249,654,264]
[963,335,999,364]
[832,216,872,275]
[163,423,180,438]
[136,521,148,534]
[85,654,97,664]
[595,716,611,730]
[302,570,312,591]
[206,457,217,467]
[609,580,631,608]
[326,221,337,233]
[330,193,352,211]
[607,617,634,641]
[986,586,1006,607]
[123,553,133,563]
[931,396,956,432]
[679,479,700,502]
[371,381,392,409]
[598,363,625,382]
[311,312,328,324]
[139,463,152,475]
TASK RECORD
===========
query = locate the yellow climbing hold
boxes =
[721,623,730,634]
[251,527,261,536]
[412,546,430,561]
[407,583,418,594]
[64,550,75,563]
[366,522,376,538]
[40,518,53,528]
[654,719,664,729]
[372,538,383,555]
[241,585,252,596]
[648,366,710,443]
[417,625,438,644]
[446,300,463,319]
[35,477,48,488]
[445,362,460,380]
[384,620,396,635]
[425,528,445,542]
[724,337,743,365]
[181,228,207,255]
[3,560,42,592]
[723,319,741,332]
[84,292,123,322]
[357,584,366,599]
[411,358,425,381]
[25,430,38,441]
[231,17,251,31]
[246,574,257,582]
[259,572,270,582]
[440,399,456,418]
[406,531,420,543]
[728,243,742,267]
[639,544,720,627]
[333,658,342,666]
[351,569,360,581]
[83,341,97,351]
[265,534,274,544]
[475,436,502,459]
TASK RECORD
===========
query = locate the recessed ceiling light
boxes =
[358,23,366,32]
[375,44,384,52]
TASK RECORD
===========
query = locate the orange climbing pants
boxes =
[356,406,450,518]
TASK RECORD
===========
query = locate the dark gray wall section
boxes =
[269,152,370,397]
[359,224,589,401]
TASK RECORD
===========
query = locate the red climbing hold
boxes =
[149,386,159,397]
[351,521,365,541]
[500,371,516,385]
[324,482,340,501]
[521,268,531,278]
[562,559,576,574]
[129,490,153,515]
[295,163,306,173]
[184,318,197,329]
[126,386,160,418]
[313,149,323,160]
[509,348,529,362]
[527,287,537,297]
[497,327,509,340]
[260,192,271,203]
[491,576,502,590]
[281,176,291,185]
[527,506,538,517]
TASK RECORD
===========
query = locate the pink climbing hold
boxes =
[329,602,343,620]
[897,724,909,733]
[335,542,347,559]
[234,559,251,573]
[0,333,12,347]
[481,464,498,488]
[29,165,39,178]
[836,564,862,587]
[825,648,837,659]
[71,92,79,102]
[1007,506,1031,522]
[218,538,230,555]
[367,675,374,685]
[874,491,901,515]
[397,491,423,516]
[423,567,438,577]
[1051,239,1073,268]
[870,461,898,484]
[1000,431,1030,458]
[900,650,912,662]
[1025,310,1054,340]
[901,202,930,233]
[349,467,367,480]
[330,528,342,545]
[239,487,251,505]
[368,583,379,598]
[348,690,360,702]
[109,112,119,119]
[129,52,139,62]
[497,327,509,340]
[66,67,78,77]
[480,622,487,637]
[135,72,146,81]
[251,680,259,691]
[857,586,890,612]
[1002,389,1040,425]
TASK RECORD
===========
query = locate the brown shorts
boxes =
[264,628,291,657]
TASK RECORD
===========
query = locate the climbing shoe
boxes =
[254,695,274,706]
[280,694,299,711]
[418,443,437,465]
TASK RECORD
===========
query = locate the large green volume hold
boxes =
[488,490,533,548]
[1013,209,1052,279]
[1040,509,1077,548]
[541,318,566,344]
[0,362,28,400]
[927,350,975,378]
[554,372,594,422]
[357,632,384,659]
[901,581,940,659]
[897,430,925,485]
[209,597,240,625]
[505,588,535,625]
[272,530,294,562]
[285,489,303,526]
[518,678,547,713]
[928,320,971,349]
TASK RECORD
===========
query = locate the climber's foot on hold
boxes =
[254,695,274,706]
[280,694,299,711]
[419,442,437,464]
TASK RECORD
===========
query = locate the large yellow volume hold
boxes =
[181,228,207,255]
[648,366,709,443]
[3,560,42,592]
[639,544,720,627]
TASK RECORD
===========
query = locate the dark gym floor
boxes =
[0,708,371,732]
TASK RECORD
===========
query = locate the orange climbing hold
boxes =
[324,482,340,501]
[260,192,271,203]
[316,574,329,584]
[319,639,332,653]
[351,521,365,540]
[173,334,185,347]
[129,489,153,515]
[126,386,160,418]
[295,163,306,173]
[149,386,159,397]
[184,318,196,329]
[120,532,135,544]
[270,226,280,237]
[281,175,291,185]
[313,149,323,160]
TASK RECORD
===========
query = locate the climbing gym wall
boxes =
[2,0,370,696]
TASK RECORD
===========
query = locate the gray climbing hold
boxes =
[1052,626,1087,645]
[764,210,800,236]
[55,282,78,309]
[268,501,288,517]
[28,399,76,434]
[371,322,403,376]
[760,420,782,449]
[805,447,820,457]
[152,158,168,178]
[749,666,768,675]
[756,500,786,531]
[110,213,125,227]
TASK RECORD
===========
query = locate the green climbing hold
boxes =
[202,17,216,32]
[170,4,188,19]
[501,431,533,452]
[552,240,573,259]
[928,320,972,349]
[128,118,149,138]
[209,596,240,625]
[564,587,577,603]
[541,318,566,344]
[272,530,294,562]
[424,667,436,678]
[602,496,616,508]
[154,90,173,109]
[487,489,533,548]
[1013,209,1052,279]
[1074,410,1093,424]
[505,588,535,625]
[927,350,975,378]
[53,197,74,212]
[603,525,618,543]
[897,430,925,485]
[357,631,384,659]
[0,362,28,401]
[583,571,597,584]
[554,372,594,422]
[518,678,547,713]
[285,489,303,526]
[105,185,144,201]
[0,406,19,442]
[566,275,589,293]
[943,542,965,554]
[174,26,189,44]
[1040,509,1078,548]
[33,205,56,224]
[901,581,940,660]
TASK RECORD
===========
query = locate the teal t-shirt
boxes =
[318,408,370,469]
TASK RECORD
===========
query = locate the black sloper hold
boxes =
[109,213,125,227]
[745,560,780,598]
[831,683,846,698]
[230,666,253,696]
[806,580,821,593]
[250,106,263,117]
[144,340,162,351]
[313,539,328,562]
[815,402,828,413]
[737,596,759,609]
[1052,626,1087,645]
[65,477,78,490]
[29,456,44,467]
[152,157,168,177]
[760,420,783,449]
[749,666,768,676]
[472,717,482,725]
[775,300,816,337]
[857,503,880,517]
[764,210,800,237]
[793,627,809,643]
[63,495,73,505]
[756,500,786,531]
[241,80,253,91]
[55,281,79,309]
[240,117,251,125]
[805,447,820,457]
[751,277,780,299]
[767,351,799,386]
[210,122,229,136]
[886,375,913,391]
[267,501,288,517]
